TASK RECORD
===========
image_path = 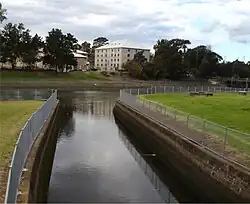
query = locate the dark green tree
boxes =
[20,32,44,69]
[43,28,78,72]
[153,38,191,79]
[92,37,108,49]
[81,41,91,53]
[0,23,25,69]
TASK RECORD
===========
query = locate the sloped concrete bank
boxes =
[17,101,60,203]
[113,101,250,203]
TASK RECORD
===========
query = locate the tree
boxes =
[20,32,44,69]
[153,38,191,79]
[184,45,223,78]
[43,28,78,72]
[81,41,91,53]
[92,37,108,49]
[0,3,7,23]
[0,23,25,69]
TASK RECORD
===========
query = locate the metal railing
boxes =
[4,90,58,204]
[119,86,250,168]
[0,89,53,101]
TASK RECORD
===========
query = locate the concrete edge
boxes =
[16,100,60,203]
[114,100,250,202]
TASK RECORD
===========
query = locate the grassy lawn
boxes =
[0,71,110,82]
[0,101,43,202]
[142,93,250,134]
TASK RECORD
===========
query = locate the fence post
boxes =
[137,88,140,95]
[129,89,132,95]
[155,86,157,94]
[224,127,228,153]
[34,89,37,100]
[195,87,197,92]
[188,86,190,92]
[187,114,190,127]
[146,88,149,95]
[164,86,166,94]
[17,90,20,101]
[202,120,206,133]
[208,87,210,92]
[172,86,174,92]
[174,109,177,120]
[180,86,182,92]
[165,106,167,116]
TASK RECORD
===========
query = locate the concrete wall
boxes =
[17,101,60,203]
[113,101,250,203]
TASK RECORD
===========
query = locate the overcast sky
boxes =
[1,0,250,61]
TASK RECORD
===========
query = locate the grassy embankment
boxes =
[141,93,250,158]
[0,71,110,82]
[0,101,43,203]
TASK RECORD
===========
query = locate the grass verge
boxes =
[0,71,110,82]
[0,101,43,203]
[140,93,250,165]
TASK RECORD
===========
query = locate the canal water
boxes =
[47,91,178,203]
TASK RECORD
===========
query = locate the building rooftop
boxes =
[95,40,150,50]
[73,52,87,58]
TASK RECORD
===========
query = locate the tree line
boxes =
[0,3,109,72]
[1,3,250,79]
[123,39,250,80]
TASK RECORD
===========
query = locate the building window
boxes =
[105,54,107,57]
[101,64,103,66]
[135,49,137,52]
[117,49,119,52]
[101,54,103,57]
[111,54,113,57]
[97,64,99,66]
[105,68,107,70]
[117,54,119,56]
[111,59,113,61]
[105,64,107,66]
[127,54,130,57]
[114,59,116,61]
[117,59,119,61]
[97,59,99,61]
[101,59,103,62]
[111,49,113,52]
[114,54,116,56]
[117,64,119,67]
[128,49,130,52]
[102,50,103,52]
[111,64,113,66]
[97,55,99,57]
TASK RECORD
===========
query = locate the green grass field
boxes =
[142,93,250,134]
[0,100,43,202]
[141,93,250,165]
[0,71,110,82]
[0,101,43,164]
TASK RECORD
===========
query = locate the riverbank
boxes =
[0,101,43,203]
[113,100,250,202]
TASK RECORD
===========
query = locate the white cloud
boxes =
[1,0,250,61]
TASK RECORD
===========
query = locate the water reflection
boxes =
[118,129,178,203]
[48,91,167,203]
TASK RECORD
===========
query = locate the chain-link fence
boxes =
[0,89,53,101]
[119,86,250,168]
[4,90,58,204]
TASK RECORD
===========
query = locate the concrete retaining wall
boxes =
[113,101,250,203]
[17,101,60,203]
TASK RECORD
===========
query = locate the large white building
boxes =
[94,41,150,72]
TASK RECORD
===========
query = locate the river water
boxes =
[47,91,178,203]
